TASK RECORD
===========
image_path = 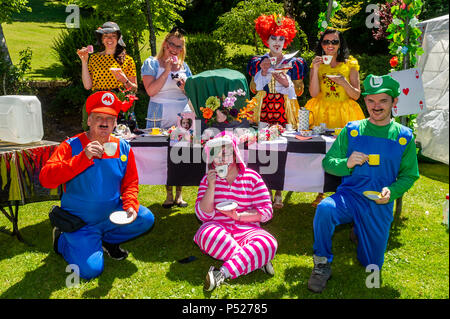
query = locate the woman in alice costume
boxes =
[247,13,308,209]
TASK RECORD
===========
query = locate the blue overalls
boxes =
[57,136,154,279]
[313,121,412,269]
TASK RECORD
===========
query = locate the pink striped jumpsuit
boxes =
[194,168,278,279]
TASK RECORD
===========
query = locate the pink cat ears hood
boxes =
[204,131,246,172]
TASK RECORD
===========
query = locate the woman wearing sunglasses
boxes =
[305,28,365,207]
[141,27,193,208]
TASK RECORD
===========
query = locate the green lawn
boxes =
[0,163,448,299]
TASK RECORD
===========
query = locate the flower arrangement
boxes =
[258,124,285,141]
[200,89,251,126]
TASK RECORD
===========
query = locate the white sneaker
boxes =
[204,266,226,291]
[261,261,275,276]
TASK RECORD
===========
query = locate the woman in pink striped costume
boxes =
[194,131,277,291]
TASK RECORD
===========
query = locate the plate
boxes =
[363,191,381,201]
[281,131,297,137]
[109,210,134,225]
[216,201,238,212]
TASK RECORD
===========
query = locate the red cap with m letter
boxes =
[86,91,137,117]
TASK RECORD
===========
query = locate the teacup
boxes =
[334,128,342,135]
[152,127,161,135]
[368,154,380,166]
[285,124,293,131]
[312,126,323,134]
[269,57,277,66]
[103,142,117,156]
[299,130,312,137]
[322,55,333,65]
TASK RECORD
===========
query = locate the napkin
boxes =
[295,135,313,141]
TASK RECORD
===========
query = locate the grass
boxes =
[0,162,448,299]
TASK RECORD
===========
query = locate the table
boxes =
[130,134,341,193]
[0,140,61,244]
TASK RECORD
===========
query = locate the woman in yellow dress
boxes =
[305,28,365,207]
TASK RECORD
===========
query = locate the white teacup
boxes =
[215,165,229,179]
[285,124,293,131]
[103,142,117,156]
[322,55,333,65]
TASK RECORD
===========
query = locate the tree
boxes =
[330,0,363,33]
[0,0,31,66]
[213,0,284,54]
[72,0,186,64]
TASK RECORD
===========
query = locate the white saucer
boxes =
[326,74,340,79]
[109,210,134,225]
[216,201,238,212]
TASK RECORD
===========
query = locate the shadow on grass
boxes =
[30,63,64,80]
[255,265,401,299]
[418,163,449,184]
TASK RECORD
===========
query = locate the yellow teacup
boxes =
[368,154,380,166]
[152,127,161,135]
[334,128,342,135]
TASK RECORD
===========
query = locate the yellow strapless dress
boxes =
[304,56,365,129]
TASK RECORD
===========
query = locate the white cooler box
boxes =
[0,95,44,144]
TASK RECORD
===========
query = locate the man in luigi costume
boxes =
[40,91,154,280]
[307,74,419,293]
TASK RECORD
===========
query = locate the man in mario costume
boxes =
[40,91,154,280]
[307,74,419,293]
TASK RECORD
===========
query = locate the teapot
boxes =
[298,107,314,131]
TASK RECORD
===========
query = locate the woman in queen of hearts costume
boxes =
[247,13,308,209]
[247,13,308,129]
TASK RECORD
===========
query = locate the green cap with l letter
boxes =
[362,74,401,98]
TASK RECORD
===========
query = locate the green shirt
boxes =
[323,119,420,202]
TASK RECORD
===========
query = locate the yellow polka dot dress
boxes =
[88,53,136,91]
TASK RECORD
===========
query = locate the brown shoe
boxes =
[308,255,332,293]
[311,193,325,208]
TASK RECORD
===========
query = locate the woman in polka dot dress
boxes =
[77,21,137,131]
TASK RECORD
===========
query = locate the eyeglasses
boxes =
[170,26,186,35]
[167,41,184,51]
[322,39,340,45]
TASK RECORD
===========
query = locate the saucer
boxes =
[216,201,238,212]
[109,211,134,225]
[363,191,381,201]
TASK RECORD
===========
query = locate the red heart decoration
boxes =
[419,100,423,110]
[403,88,409,95]
[415,70,419,79]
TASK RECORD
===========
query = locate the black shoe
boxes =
[308,255,332,293]
[52,227,62,256]
[102,242,129,260]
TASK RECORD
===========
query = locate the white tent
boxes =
[416,15,449,164]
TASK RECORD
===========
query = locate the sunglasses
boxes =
[322,39,340,45]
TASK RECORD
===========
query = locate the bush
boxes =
[51,17,104,84]
[0,47,34,95]
[185,34,228,74]
[354,53,391,80]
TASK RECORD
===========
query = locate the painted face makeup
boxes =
[268,35,285,54]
